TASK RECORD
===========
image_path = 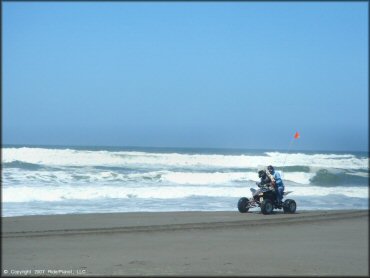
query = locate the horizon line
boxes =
[2,143,368,154]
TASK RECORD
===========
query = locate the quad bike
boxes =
[237,185,296,215]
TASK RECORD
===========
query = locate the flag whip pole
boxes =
[281,132,300,177]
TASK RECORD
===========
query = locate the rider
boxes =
[266,165,284,205]
[256,169,272,188]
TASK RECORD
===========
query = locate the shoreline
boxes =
[2,209,368,236]
[2,210,369,276]
[3,207,368,218]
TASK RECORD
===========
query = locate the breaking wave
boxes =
[3,147,368,170]
[2,146,368,215]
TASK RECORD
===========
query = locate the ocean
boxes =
[2,145,369,217]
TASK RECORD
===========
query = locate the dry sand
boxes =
[2,210,368,276]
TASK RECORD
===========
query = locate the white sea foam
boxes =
[265,152,368,170]
[2,147,368,216]
[2,168,319,187]
[3,148,124,166]
[160,172,255,185]
[3,183,368,203]
[3,147,368,170]
[346,171,369,178]
[281,172,316,185]
[160,171,316,185]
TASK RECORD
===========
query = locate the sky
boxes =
[2,2,369,152]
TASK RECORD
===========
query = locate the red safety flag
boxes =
[294,132,300,139]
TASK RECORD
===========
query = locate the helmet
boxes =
[258,169,266,178]
[267,165,274,174]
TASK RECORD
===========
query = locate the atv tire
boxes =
[283,199,297,214]
[261,199,273,215]
[237,197,249,213]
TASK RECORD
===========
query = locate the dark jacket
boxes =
[257,170,272,187]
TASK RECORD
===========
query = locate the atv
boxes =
[237,185,296,215]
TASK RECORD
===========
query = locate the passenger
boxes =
[266,165,285,205]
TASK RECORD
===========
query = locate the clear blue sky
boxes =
[3,2,368,152]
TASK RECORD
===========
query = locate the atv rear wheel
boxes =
[237,197,249,213]
[261,199,273,215]
[283,199,297,213]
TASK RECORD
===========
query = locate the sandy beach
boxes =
[2,210,368,276]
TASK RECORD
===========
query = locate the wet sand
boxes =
[2,210,368,276]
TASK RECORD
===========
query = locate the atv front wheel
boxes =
[283,199,297,214]
[237,197,249,213]
[261,199,273,215]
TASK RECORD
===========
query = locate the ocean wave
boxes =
[2,169,166,185]
[3,166,368,187]
[3,146,368,216]
[309,169,369,186]
[0,168,322,187]
[278,166,311,172]
[3,147,368,170]
[3,184,368,203]
[282,172,315,185]
[265,152,368,170]
[3,160,46,171]
[2,194,368,217]
[160,172,253,185]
